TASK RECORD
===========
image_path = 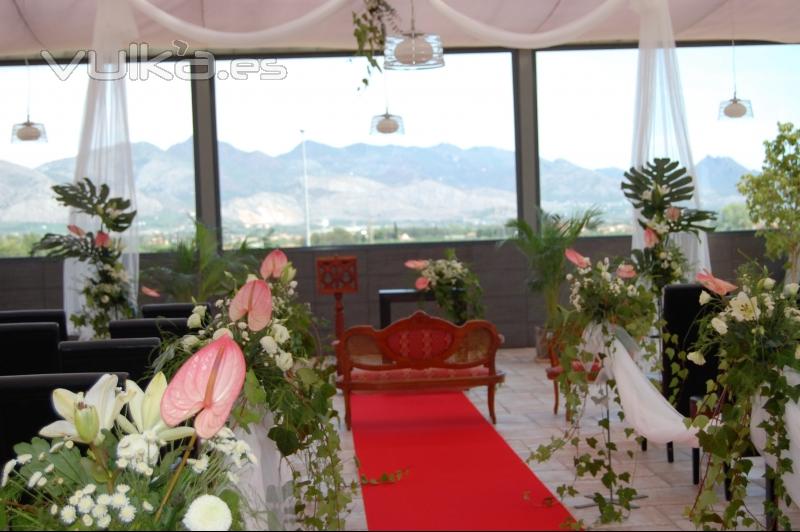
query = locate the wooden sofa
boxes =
[335,311,505,429]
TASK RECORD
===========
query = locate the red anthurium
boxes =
[564,248,590,269]
[643,228,659,248]
[229,279,273,331]
[404,259,429,271]
[67,224,85,237]
[141,285,161,298]
[616,264,637,279]
[260,249,288,279]
[160,335,246,439]
[696,269,737,296]
[415,276,430,290]
[95,231,110,248]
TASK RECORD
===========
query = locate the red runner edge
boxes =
[351,391,575,531]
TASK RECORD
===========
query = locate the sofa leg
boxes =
[692,447,700,485]
[344,389,352,431]
[553,381,559,415]
[667,441,674,463]
[488,384,497,424]
[641,437,648,452]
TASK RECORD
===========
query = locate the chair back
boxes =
[0,309,68,341]
[59,338,160,383]
[141,303,203,319]
[109,318,189,340]
[0,372,128,463]
[662,284,720,416]
[0,323,60,375]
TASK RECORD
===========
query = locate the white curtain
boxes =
[630,0,711,279]
[64,0,139,338]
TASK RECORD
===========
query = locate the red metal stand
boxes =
[315,256,358,341]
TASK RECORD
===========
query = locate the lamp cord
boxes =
[730,0,737,97]
[25,58,31,122]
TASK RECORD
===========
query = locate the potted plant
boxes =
[738,122,800,284]
[504,207,601,358]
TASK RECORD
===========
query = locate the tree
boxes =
[738,122,800,283]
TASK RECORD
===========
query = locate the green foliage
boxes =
[504,207,602,329]
[738,122,800,283]
[141,221,258,303]
[688,265,800,529]
[716,203,754,231]
[352,0,397,87]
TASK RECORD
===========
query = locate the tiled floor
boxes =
[336,347,800,530]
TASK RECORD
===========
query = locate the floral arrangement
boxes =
[352,0,398,87]
[531,248,657,526]
[32,178,136,338]
[685,266,800,530]
[405,248,484,324]
[621,158,716,295]
[153,249,355,530]
[0,357,254,530]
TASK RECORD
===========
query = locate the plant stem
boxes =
[154,433,197,523]
[89,443,114,493]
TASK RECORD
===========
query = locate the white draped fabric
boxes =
[629,0,711,279]
[64,0,139,339]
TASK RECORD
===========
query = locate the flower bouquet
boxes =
[405,248,483,324]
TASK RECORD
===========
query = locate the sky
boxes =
[0,46,798,171]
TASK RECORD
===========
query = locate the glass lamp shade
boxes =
[11,120,47,143]
[718,97,753,119]
[370,113,404,135]
[384,33,444,70]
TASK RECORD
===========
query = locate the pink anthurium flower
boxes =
[229,279,273,331]
[67,224,85,237]
[665,206,681,222]
[141,285,161,298]
[260,249,288,279]
[643,228,659,248]
[404,259,429,271]
[617,264,637,279]
[415,276,430,290]
[160,335,246,439]
[696,269,737,296]
[95,231,110,248]
[564,248,590,269]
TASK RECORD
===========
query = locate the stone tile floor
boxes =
[335,347,800,530]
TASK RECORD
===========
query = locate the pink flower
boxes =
[141,285,160,298]
[665,206,681,222]
[229,279,273,331]
[643,228,659,248]
[616,264,637,279]
[95,231,110,248]
[404,259,429,271]
[260,249,288,279]
[564,248,590,269]
[160,335,246,439]
[415,276,430,291]
[67,224,85,237]
[696,269,737,297]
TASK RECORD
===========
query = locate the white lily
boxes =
[40,374,131,445]
[116,373,195,444]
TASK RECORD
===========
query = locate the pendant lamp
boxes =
[718,2,752,120]
[384,0,444,70]
[11,59,47,143]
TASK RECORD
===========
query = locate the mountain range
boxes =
[0,139,754,240]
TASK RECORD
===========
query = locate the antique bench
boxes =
[335,311,505,429]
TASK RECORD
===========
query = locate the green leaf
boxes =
[269,426,300,456]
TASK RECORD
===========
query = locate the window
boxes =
[0,61,194,257]
[215,52,516,249]
[536,44,800,234]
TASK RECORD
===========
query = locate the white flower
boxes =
[119,505,136,523]
[181,335,200,350]
[785,283,800,297]
[227,471,239,483]
[110,492,129,510]
[275,351,294,372]
[27,471,43,488]
[729,291,760,322]
[2,459,16,487]
[82,514,93,527]
[44,463,54,473]
[259,336,279,355]
[36,477,47,487]
[77,495,94,514]
[97,494,112,506]
[50,441,65,453]
[117,434,160,471]
[246,273,259,283]
[272,323,290,344]
[97,514,111,528]
[116,484,131,494]
[762,278,776,290]
[687,351,706,365]
[188,454,209,474]
[711,317,728,336]
[40,374,131,445]
[16,454,31,465]
[51,504,59,516]
[699,291,712,305]
[92,504,108,519]
[182,494,233,531]
[212,328,233,340]
[116,373,195,447]
[142,501,154,513]
[192,305,207,317]
[187,313,203,329]
[60,505,77,525]
[83,483,96,494]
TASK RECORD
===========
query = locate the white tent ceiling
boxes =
[1,0,798,59]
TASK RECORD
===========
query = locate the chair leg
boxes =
[641,437,648,452]
[552,381,559,415]
[344,388,352,431]
[724,463,732,501]
[488,384,497,424]
[667,441,674,463]
[692,447,700,485]
[766,468,777,531]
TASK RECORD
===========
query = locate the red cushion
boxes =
[350,366,490,382]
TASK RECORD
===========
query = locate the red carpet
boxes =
[351,391,574,530]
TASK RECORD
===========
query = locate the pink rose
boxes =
[415,276,430,291]
[564,248,590,269]
[260,249,288,279]
[404,259,429,271]
[696,269,737,297]
[95,231,110,248]
[616,264,637,279]
[141,285,161,298]
[665,206,681,222]
[67,224,85,237]
[643,228,659,248]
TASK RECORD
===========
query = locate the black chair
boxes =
[141,303,203,319]
[0,323,61,375]
[0,309,68,341]
[59,338,161,383]
[109,318,190,340]
[0,372,128,464]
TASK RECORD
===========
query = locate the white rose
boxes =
[687,351,706,366]
[711,317,728,336]
[246,274,258,283]
[272,323,290,344]
[192,305,206,317]
[181,335,200,349]
[212,328,232,340]
[762,278,776,290]
[699,291,712,305]
[182,495,232,532]
[274,351,294,372]
[785,283,799,297]
[187,313,203,329]
[259,336,278,355]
